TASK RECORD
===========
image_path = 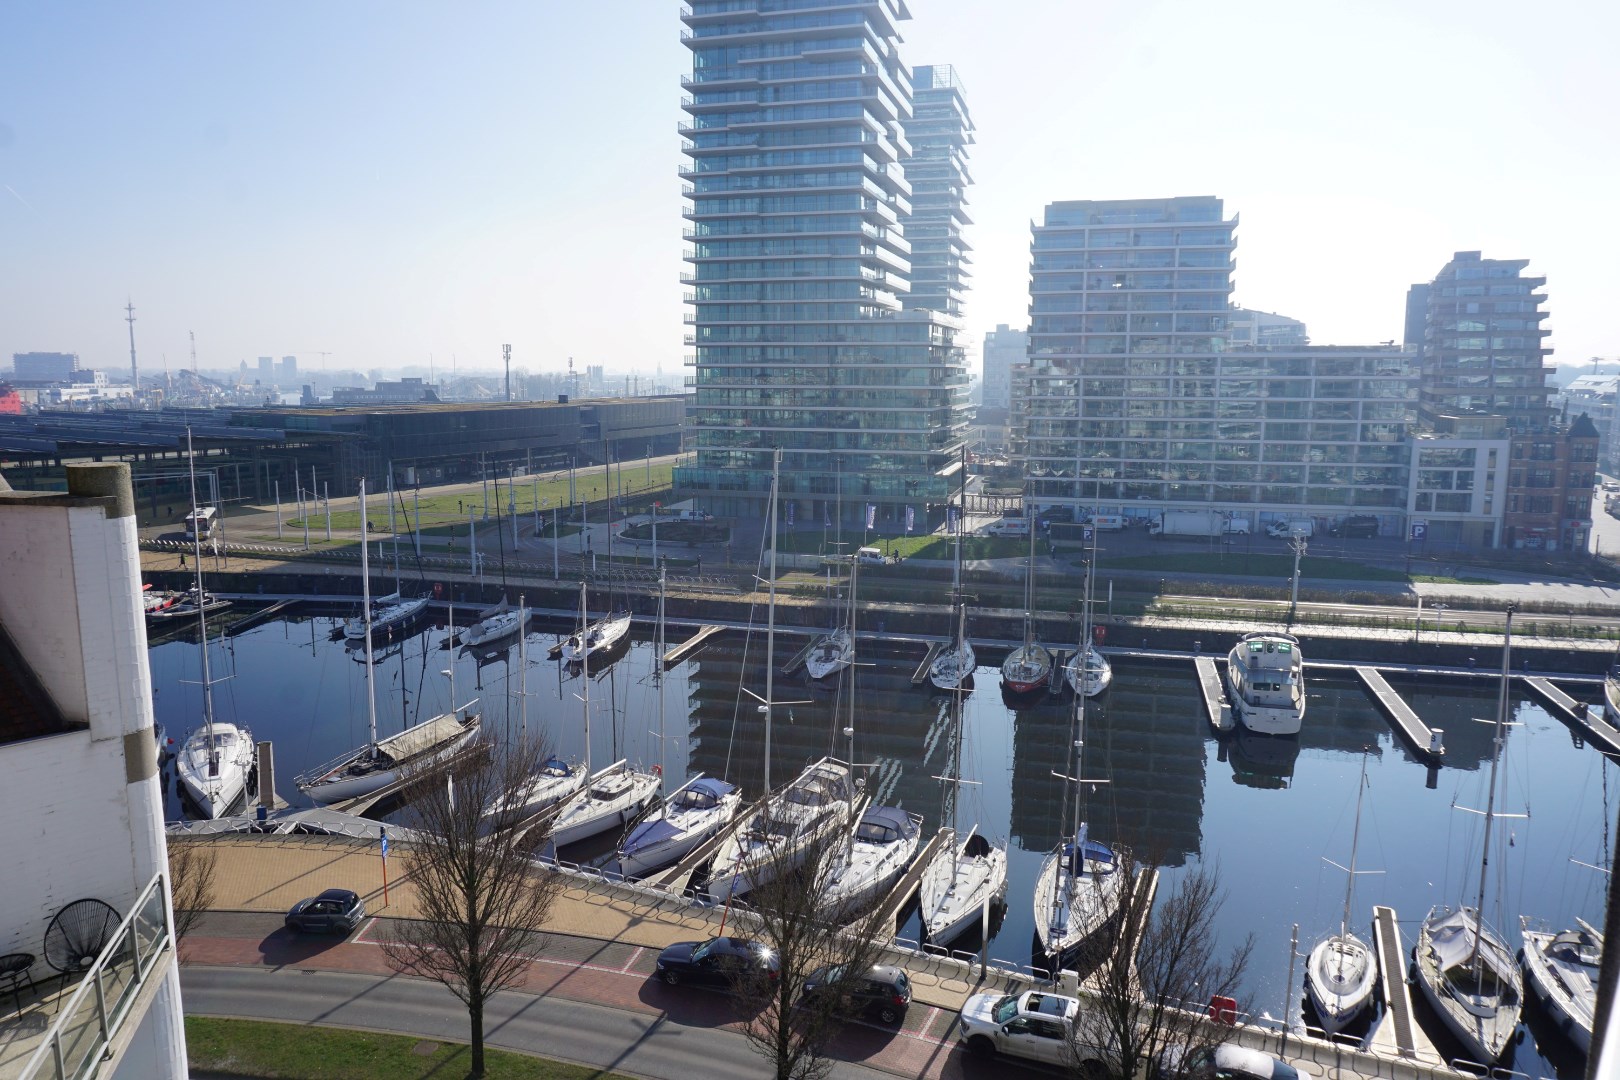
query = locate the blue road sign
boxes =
[1410,521,1428,542]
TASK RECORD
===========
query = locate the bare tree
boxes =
[167,837,218,948]
[380,737,562,1079]
[727,822,896,1080]
[1078,848,1254,1080]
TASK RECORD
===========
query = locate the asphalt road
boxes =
[180,965,1051,1080]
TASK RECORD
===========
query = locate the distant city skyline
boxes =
[2,1,1614,379]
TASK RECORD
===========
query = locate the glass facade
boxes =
[678,0,970,522]
[1021,197,1418,519]
[900,65,973,317]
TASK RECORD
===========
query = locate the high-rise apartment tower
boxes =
[899,65,973,317]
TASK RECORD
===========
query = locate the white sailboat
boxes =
[1002,488,1052,695]
[930,449,975,692]
[174,430,255,820]
[486,596,586,822]
[1414,608,1525,1065]
[343,480,427,639]
[804,627,853,682]
[1518,916,1602,1055]
[1304,753,1380,1034]
[550,581,661,847]
[298,479,480,804]
[460,598,528,649]
[918,682,1008,947]
[705,449,855,901]
[617,568,741,876]
[1062,518,1111,698]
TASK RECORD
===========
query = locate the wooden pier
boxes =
[1048,649,1071,697]
[1522,676,1620,755]
[663,624,725,668]
[1354,667,1443,763]
[1194,656,1233,734]
[869,827,953,937]
[1368,905,1441,1064]
[779,636,817,676]
[910,642,942,687]
[227,598,301,637]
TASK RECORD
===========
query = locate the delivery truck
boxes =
[1149,511,1249,538]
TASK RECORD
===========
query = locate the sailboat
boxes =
[706,449,856,902]
[822,561,923,917]
[298,478,481,804]
[1518,916,1602,1054]
[460,597,528,649]
[1033,615,1126,963]
[930,452,975,691]
[618,568,741,876]
[343,481,426,639]
[1304,753,1380,1034]
[1414,608,1525,1065]
[1063,526,1112,697]
[918,685,1008,946]
[550,581,661,847]
[486,596,586,822]
[174,430,256,819]
[1001,493,1052,695]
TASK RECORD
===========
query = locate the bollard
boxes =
[1429,727,1445,757]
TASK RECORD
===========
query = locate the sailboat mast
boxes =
[1341,754,1369,939]
[359,479,379,745]
[764,447,781,793]
[580,581,592,776]
[1024,480,1036,649]
[1472,607,1513,963]
[656,568,667,792]
[185,430,218,753]
[517,594,528,741]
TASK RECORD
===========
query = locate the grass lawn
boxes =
[1098,551,1409,582]
[186,1016,637,1080]
[287,463,676,533]
[775,531,1047,560]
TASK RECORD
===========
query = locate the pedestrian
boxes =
[178,552,186,569]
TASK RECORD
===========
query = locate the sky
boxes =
[2,0,1615,381]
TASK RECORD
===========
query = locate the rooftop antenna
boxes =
[125,300,139,395]
[503,343,512,402]
[188,330,198,379]
[568,355,577,399]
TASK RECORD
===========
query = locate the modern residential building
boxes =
[1414,251,1553,432]
[278,355,298,382]
[981,324,1026,412]
[1502,412,1597,551]
[1557,372,1619,473]
[0,463,187,1077]
[677,0,971,526]
[256,356,274,381]
[11,351,81,382]
[1225,307,1308,347]
[1403,283,1430,349]
[1406,433,1511,550]
[330,377,441,405]
[899,64,973,317]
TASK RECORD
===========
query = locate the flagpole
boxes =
[380,826,389,907]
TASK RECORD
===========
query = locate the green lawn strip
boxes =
[1098,552,1407,582]
[773,531,1046,559]
[186,1016,636,1080]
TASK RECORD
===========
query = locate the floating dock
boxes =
[1368,905,1441,1064]
[663,624,725,668]
[1048,649,1071,696]
[870,827,953,937]
[1194,656,1234,733]
[1354,667,1443,763]
[1522,676,1620,755]
[779,636,817,676]
[226,598,301,637]
[911,641,943,686]
[328,742,483,817]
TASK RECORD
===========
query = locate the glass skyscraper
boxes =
[678,0,970,527]
[900,64,973,318]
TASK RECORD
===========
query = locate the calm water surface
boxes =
[148,611,1613,1078]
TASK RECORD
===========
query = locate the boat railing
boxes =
[18,870,173,1080]
[291,746,373,789]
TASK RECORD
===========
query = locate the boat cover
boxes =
[1428,908,1484,970]
[856,805,919,843]
[376,713,467,763]
[621,818,682,854]
[687,777,735,802]
[1066,838,1118,876]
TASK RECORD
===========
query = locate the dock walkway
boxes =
[1194,656,1233,733]
[662,623,725,668]
[1354,667,1443,763]
[870,827,953,937]
[910,641,943,686]
[1368,905,1444,1066]
[1522,677,1620,755]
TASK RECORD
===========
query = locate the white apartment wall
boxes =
[0,467,185,1076]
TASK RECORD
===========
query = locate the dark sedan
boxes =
[802,962,912,1024]
[654,936,779,988]
[284,888,366,935]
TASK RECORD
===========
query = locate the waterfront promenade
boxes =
[167,836,1462,1080]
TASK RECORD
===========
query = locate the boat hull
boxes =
[552,764,661,847]
[561,612,632,663]
[300,715,480,804]
[176,724,255,820]
[918,835,1007,947]
[1001,643,1053,695]
[1304,933,1377,1035]
[1413,905,1523,1065]
[1063,647,1112,698]
[1033,841,1128,961]
[1519,923,1598,1055]
[929,642,977,691]
[617,795,742,878]
[804,630,854,681]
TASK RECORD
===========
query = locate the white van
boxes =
[856,546,889,565]
[985,517,1031,537]
[1266,519,1312,538]
[1088,514,1125,531]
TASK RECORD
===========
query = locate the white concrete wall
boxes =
[0,473,186,1077]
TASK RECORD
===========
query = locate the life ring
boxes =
[652,764,663,776]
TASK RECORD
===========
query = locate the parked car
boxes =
[654,936,779,988]
[1265,519,1313,539]
[284,888,366,935]
[956,989,1113,1071]
[856,546,890,565]
[801,963,912,1024]
[1158,1044,1313,1080]
[1328,514,1379,539]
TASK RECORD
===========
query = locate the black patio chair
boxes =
[42,898,120,996]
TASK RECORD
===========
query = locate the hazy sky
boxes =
[2,0,1614,380]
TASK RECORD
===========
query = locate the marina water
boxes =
[149,611,1612,1079]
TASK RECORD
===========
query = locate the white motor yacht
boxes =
[706,757,855,902]
[617,776,742,878]
[1224,632,1305,735]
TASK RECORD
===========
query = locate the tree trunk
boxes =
[470,994,485,1078]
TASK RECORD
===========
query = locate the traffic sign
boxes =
[1410,521,1428,542]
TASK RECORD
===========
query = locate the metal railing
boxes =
[20,871,173,1080]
